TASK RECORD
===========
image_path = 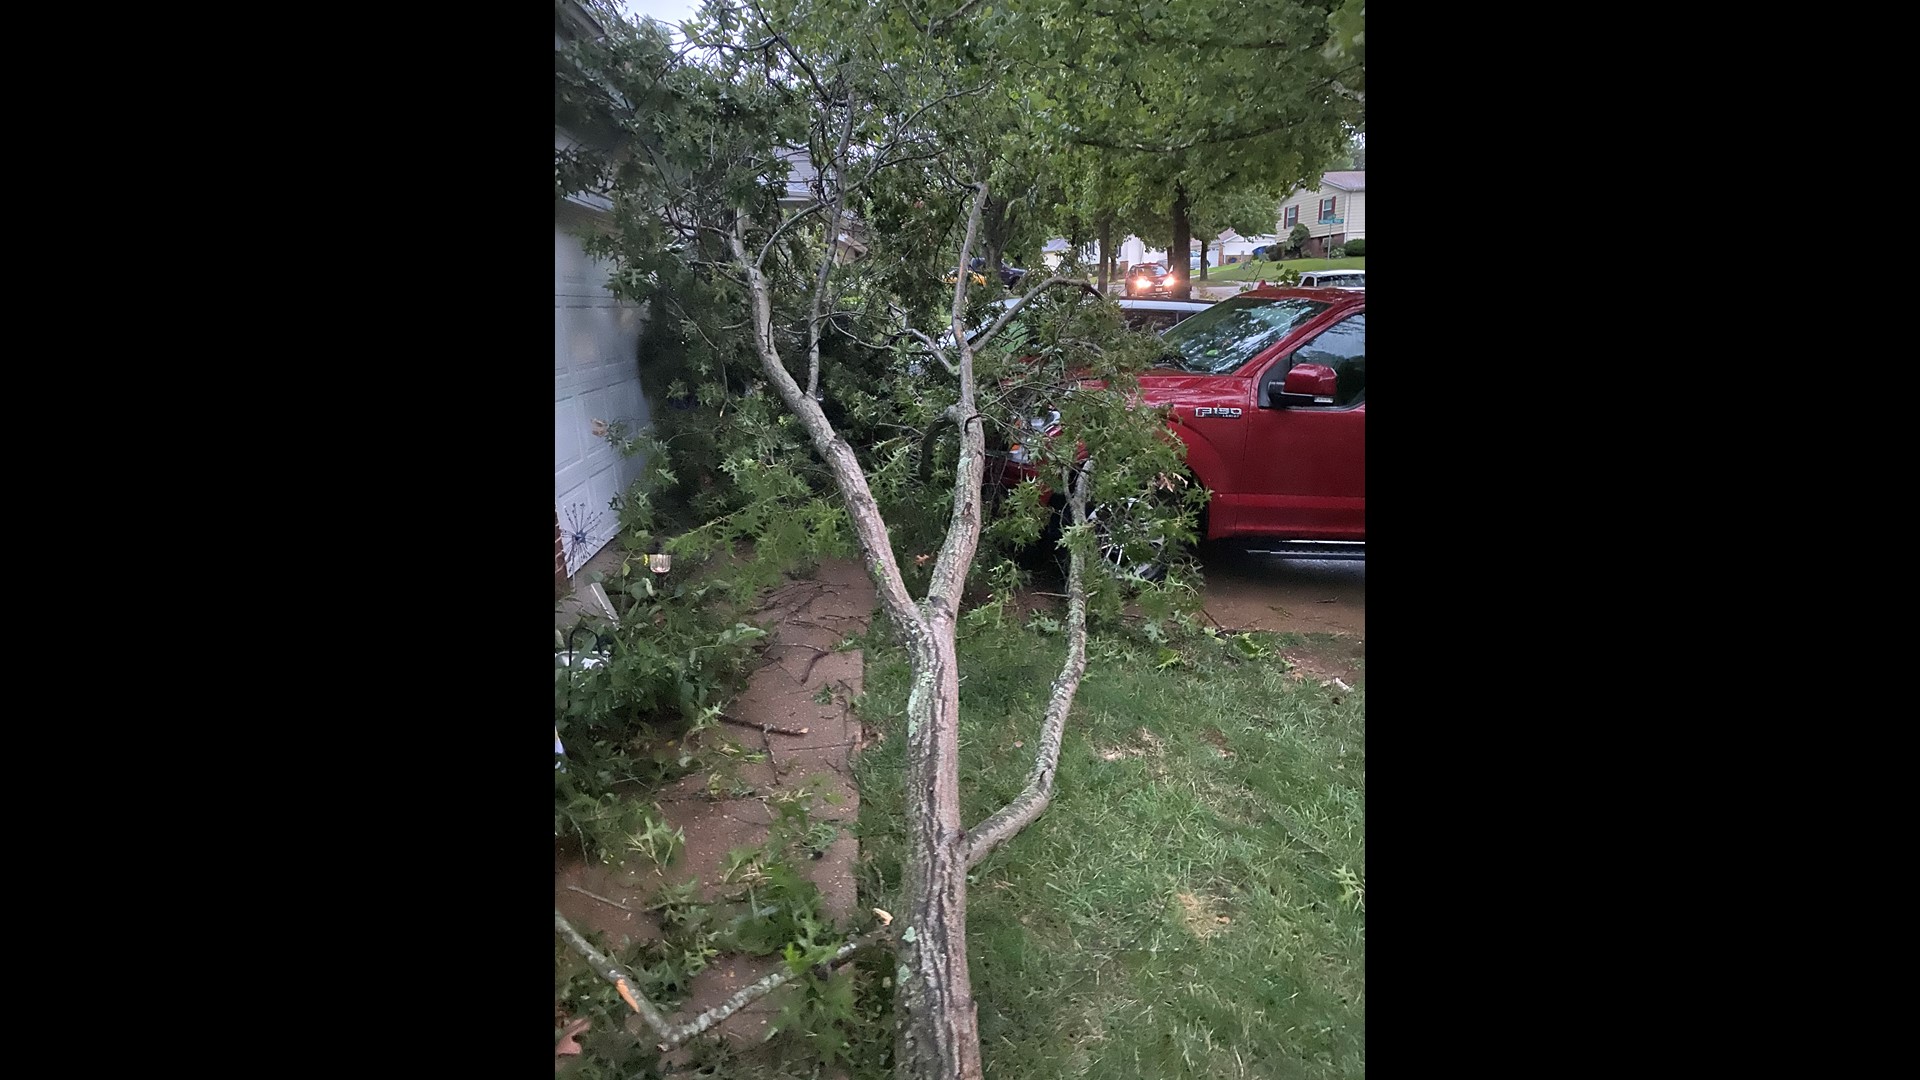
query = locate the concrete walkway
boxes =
[554,552,876,1053]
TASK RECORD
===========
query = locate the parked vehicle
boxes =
[1295,269,1364,290]
[970,257,1028,289]
[1117,298,1212,333]
[994,286,1365,574]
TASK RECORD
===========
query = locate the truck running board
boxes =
[1239,541,1367,561]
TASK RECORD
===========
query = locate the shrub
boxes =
[1328,246,1346,259]
[1342,238,1365,256]
[1284,224,1310,258]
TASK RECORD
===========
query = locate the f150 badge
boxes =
[1192,407,1242,418]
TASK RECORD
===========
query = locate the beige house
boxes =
[1276,171,1365,256]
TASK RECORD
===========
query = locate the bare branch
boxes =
[553,909,674,1038]
[755,202,827,268]
[964,459,1093,869]
[808,100,859,400]
[970,276,1100,353]
[947,182,990,356]
[900,327,956,375]
[726,217,929,643]
[659,927,892,1048]
[926,181,994,606]
[555,910,890,1052]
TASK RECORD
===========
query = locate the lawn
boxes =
[1208,256,1366,282]
[852,614,1366,1079]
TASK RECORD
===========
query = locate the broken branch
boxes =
[965,459,1093,869]
[554,909,890,1053]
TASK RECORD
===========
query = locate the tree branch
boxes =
[926,181,994,608]
[658,926,892,1048]
[553,909,674,1038]
[757,201,827,268]
[900,326,956,375]
[726,217,930,644]
[930,0,991,31]
[965,459,1093,869]
[807,99,858,400]
[555,910,891,1052]
[970,276,1100,353]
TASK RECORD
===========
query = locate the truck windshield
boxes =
[1155,296,1331,374]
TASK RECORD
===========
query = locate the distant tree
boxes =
[1033,0,1365,297]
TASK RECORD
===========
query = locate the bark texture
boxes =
[1170,180,1193,299]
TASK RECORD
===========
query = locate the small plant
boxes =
[1226,631,1276,662]
[1285,222,1312,258]
[802,821,841,859]
[553,775,683,868]
[626,811,686,866]
[1341,238,1365,256]
[1334,864,1366,911]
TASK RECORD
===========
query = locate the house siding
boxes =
[1276,180,1366,253]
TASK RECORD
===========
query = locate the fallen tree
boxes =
[557,4,1214,1075]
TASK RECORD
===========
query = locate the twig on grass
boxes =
[566,885,633,912]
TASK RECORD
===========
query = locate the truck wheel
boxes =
[1062,496,1170,584]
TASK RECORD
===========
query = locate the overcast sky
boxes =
[619,0,703,27]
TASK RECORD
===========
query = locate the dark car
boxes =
[1122,262,1181,297]
[970,257,1028,289]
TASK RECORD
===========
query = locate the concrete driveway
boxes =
[1198,546,1364,638]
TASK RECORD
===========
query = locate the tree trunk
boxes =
[1096,216,1112,293]
[893,620,981,1079]
[981,196,1011,289]
[1198,237,1209,281]
[1170,183,1192,299]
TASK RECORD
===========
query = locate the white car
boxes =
[1296,269,1365,290]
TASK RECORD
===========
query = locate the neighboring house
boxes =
[773,146,869,263]
[1082,171,1370,277]
[556,0,652,593]
[1275,171,1366,257]
[1215,229,1265,264]
[1206,171,1370,263]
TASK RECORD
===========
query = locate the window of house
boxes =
[1287,312,1365,407]
[1284,205,1299,228]
[1319,196,1337,222]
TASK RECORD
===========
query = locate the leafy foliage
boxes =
[553,554,767,860]
[1287,223,1313,258]
[1340,237,1364,256]
[553,3,1364,1074]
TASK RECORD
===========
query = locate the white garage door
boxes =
[555,197,650,576]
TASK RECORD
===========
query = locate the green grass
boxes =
[1208,256,1366,283]
[852,618,1365,1079]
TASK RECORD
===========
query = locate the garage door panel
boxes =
[557,204,648,574]
[556,400,582,473]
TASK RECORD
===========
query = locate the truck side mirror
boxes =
[1262,362,1338,408]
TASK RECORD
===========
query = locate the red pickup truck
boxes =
[998,286,1365,559]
